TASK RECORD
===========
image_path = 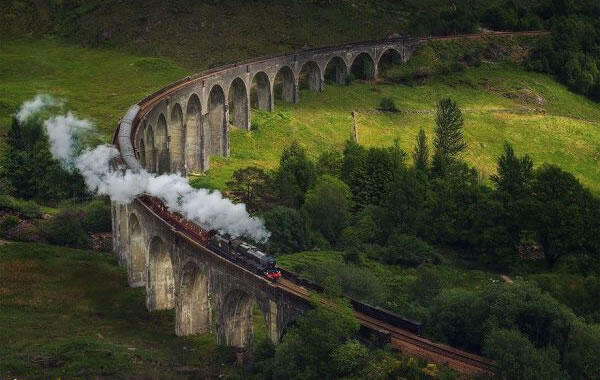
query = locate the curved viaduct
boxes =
[109,32,544,373]
[111,34,421,348]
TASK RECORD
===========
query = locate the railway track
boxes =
[276,276,494,375]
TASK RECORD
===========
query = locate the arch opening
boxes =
[144,125,155,172]
[324,56,348,85]
[250,71,271,111]
[185,94,202,171]
[350,53,376,81]
[147,236,175,311]
[299,61,322,92]
[274,66,296,105]
[219,289,255,348]
[128,213,145,287]
[176,261,210,336]
[228,78,249,130]
[170,103,184,173]
[377,48,403,80]
[156,114,170,174]
[208,85,226,157]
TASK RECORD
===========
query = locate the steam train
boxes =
[140,194,281,281]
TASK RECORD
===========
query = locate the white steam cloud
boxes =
[17,95,270,242]
[16,94,60,123]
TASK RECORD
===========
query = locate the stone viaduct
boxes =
[111,35,420,349]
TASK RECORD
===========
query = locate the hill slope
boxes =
[0,241,238,379]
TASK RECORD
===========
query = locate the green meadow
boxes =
[202,63,600,193]
[1,38,599,193]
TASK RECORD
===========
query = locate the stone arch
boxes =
[299,61,322,92]
[144,125,156,172]
[170,103,185,173]
[228,77,249,130]
[273,66,296,104]
[350,52,376,80]
[208,85,227,157]
[147,236,175,311]
[250,71,272,111]
[185,94,202,171]
[128,213,145,287]
[324,56,348,85]
[218,289,254,348]
[377,48,403,78]
[155,114,170,174]
[176,261,211,336]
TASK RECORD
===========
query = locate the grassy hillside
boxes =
[200,62,600,193]
[1,0,416,71]
[0,38,188,136]
[0,241,240,379]
[2,37,598,193]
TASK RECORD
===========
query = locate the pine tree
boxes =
[432,98,466,176]
[413,128,429,172]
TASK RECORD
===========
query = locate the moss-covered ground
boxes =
[0,242,239,379]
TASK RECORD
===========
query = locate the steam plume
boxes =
[17,95,270,242]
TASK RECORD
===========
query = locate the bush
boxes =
[250,119,260,131]
[81,199,112,233]
[483,329,563,380]
[379,97,398,112]
[41,211,89,249]
[5,222,43,243]
[383,233,439,266]
[0,194,42,219]
[0,215,19,234]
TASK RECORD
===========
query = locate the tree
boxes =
[274,141,315,208]
[263,206,311,254]
[383,232,439,267]
[2,117,87,202]
[491,142,534,199]
[226,166,270,212]
[530,165,592,267]
[271,303,359,379]
[303,175,352,245]
[316,149,342,178]
[431,98,466,176]
[483,329,564,380]
[413,128,429,172]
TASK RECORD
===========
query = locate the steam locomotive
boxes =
[207,233,281,281]
[140,194,281,281]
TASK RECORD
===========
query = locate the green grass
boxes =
[0,37,188,137]
[0,242,238,379]
[199,63,600,193]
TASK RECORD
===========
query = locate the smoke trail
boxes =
[17,95,270,242]
[16,94,60,123]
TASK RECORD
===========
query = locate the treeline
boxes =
[0,117,111,248]
[233,98,600,274]
[407,0,600,101]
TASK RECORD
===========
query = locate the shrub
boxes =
[379,97,398,112]
[0,215,19,234]
[41,211,89,249]
[0,194,41,219]
[250,119,260,131]
[483,329,563,380]
[81,199,112,233]
[5,222,43,243]
[383,233,439,266]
